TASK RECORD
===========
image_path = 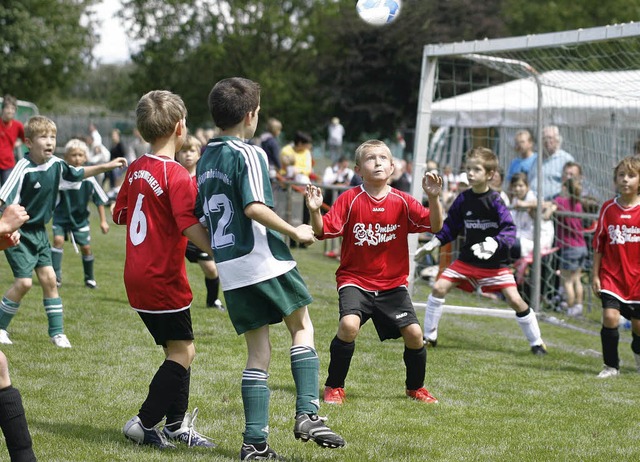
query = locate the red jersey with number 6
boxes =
[113,154,199,312]
[593,197,640,303]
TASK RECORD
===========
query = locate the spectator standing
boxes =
[529,125,574,200]
[327,117,345,162]
[506,129,538,183]
[104,128,126,191]
[259,118,283,178]
[0,95,25,186]
[129,128,150,160]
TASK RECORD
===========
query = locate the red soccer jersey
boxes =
[113,154,199,312]
[0,119,25,170]
[593,197,640,303]
[321,185,432,291]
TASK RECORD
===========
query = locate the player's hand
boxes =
[422,171,443,197]
[414,237,441,261]
[0,204,29,233]
[100,221,110,234]
[592,276,601,298]
[111,157,128,169]
[305,184,324,212]
[0,231,20,250]
[471,236,498,260]
[293,224,316,246]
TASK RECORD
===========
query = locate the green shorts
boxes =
[4,226,52,278]
[223,267,313,335]
[52,222,91,246]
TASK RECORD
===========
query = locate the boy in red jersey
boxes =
[592,155,640,378]
[306,139,443,404]
[113,91,215,449]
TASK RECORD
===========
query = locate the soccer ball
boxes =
[356,0,402,26]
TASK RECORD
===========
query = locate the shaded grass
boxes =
[0,216,638,461]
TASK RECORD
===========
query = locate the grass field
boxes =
[1,215,639,461]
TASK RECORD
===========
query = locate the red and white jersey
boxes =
[321,185,432,291]
[593,197,640,303]
[113,154,200,312]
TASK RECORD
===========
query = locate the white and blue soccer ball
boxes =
[356,0,402,26]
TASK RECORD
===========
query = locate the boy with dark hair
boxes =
[306,139,443,405]
[0,116,126,348]
[197,77,345,460]
[0,95,25,186]
[417,147,548,355]
[51,139,110,289]
[114,90,216,449]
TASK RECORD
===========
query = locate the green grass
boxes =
[2,216,639,461]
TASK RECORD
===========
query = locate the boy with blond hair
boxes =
[114,90,215,450]
[306,140,443,405]
[51,139,110,289]
[417,147,548,355]
[197,77,345,460]
[0,116,126,348]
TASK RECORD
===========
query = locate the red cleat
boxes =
[323,386,346,405]
[406,387,438,404]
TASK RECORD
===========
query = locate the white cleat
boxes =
[50,333,72,348]
[0,329,12,345]
[596,365,619,378]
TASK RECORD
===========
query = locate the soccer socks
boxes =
[82,254,95,283]
[0,386,36,462]
[515,308,543,347]
[44,298,64,337]
[631,332,640,356]
[51,247,63,282]
[0,297,19,331]
[325,336,355,389]
[165,367,191,432]
[205,276,220,307]
[241,369,270,444]
[138,360,188,429]
[290,345,320,416]
[424,294,445,341]
[601,326,620,369]
[404,346,427,391]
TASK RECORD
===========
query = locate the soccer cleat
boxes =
[634,353,640,373]
[50,333,72,348]
[293,414,345,448]
[531,343,547,355]
[240,442,281,460]
[163,408,216,448]
[85,279,97,289]
[0,329,12,345]
[212,299,226,311]
[323,386,346,405]
[597,365,620,378]
[123,416,176,449]
[423,336,437,348]
[406,387,439,404]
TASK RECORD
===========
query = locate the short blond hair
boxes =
[64,139,88,159]
[180,135,202,154]
[354,139,391,166]
[136,90,187,144]
[25,115,56,140]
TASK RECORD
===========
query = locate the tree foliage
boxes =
[0,0,98,108]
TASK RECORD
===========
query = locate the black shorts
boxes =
[601,293,640,320]
[138,309,194,347]
[338,286,418,341]
[185,241,213,263]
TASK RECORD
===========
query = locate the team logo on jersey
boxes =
[353,222,398,246]
[372,207,385,212]
[34,182,41,189]
[466,211,473,216]
[608,224,640,244]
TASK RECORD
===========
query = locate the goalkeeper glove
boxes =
[414,237,442,261]
[471,236,498,260]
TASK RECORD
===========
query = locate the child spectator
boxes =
[592,156,640,378]
[306,140,443,405]
[0,95,25,186]
[51,139,110,289]
[114,91,215,449]
[417,147,547,355]
[175,135,224,310]
[0,116,126,348]
[552,174,588,316]
[197,77,345,460]
[490,166,510,207]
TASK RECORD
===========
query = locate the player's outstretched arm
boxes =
[184,223,214,258]
[305,184,325,237]
[423,172,443,232]
[245,201,316,246]
[82,158,128,179]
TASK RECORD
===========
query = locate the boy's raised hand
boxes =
[108,157,128,170]
[305,184,324,212]
[422,171,443,197]
[293,224,316,246]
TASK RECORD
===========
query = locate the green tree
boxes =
[0,0,98,107]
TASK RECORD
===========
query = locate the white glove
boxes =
[414,237,441,261]
[471,236,498,260]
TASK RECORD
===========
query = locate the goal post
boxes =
[409,23,640,312]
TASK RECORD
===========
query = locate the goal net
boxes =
[410,23,640,313]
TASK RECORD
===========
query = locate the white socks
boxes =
[516,309,543,347]
[424,294,445,341]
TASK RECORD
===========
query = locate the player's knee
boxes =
[0,351,10,388]
[337,320,359,342]
[431,282,448,298]
[13,278,32,293]
[401,323,424,347]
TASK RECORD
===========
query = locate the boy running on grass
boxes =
[51,139,110,290]
[592,156,640,378]
[0,116,126,348]
[115,90,215,450]
[305,140,443,405]
[197,77,345,460]
[417,147,547,355]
